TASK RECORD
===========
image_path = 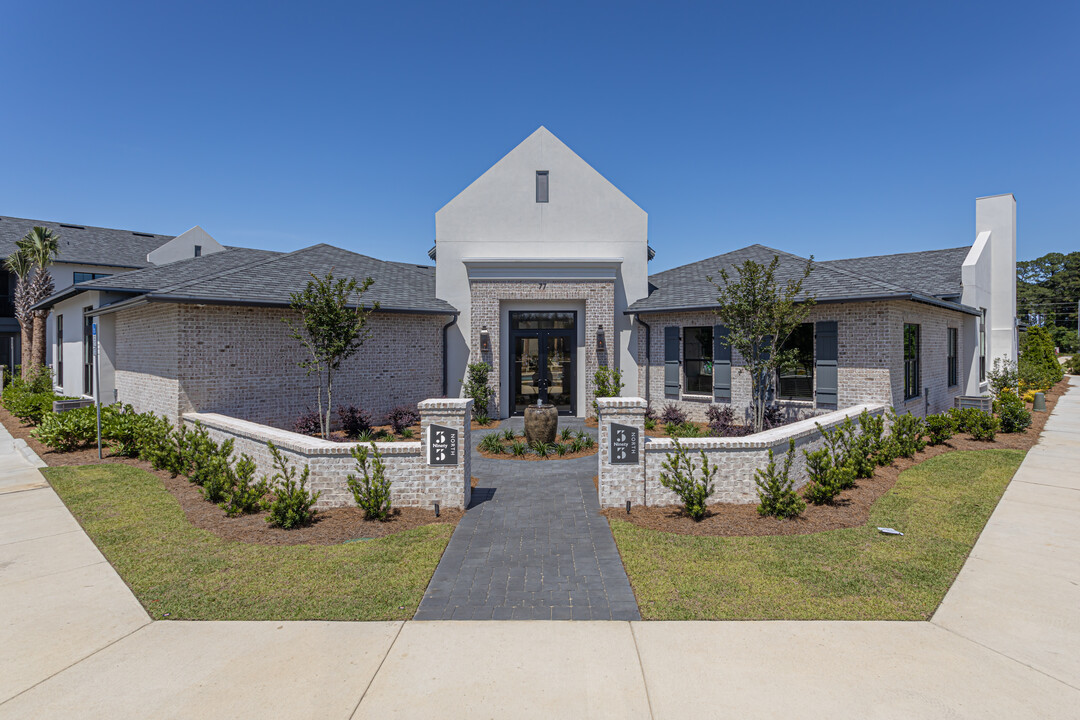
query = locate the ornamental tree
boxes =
[285,272,378,437]
[710,254,815,433]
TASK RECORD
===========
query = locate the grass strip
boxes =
[610,449,1025,620]
[45,464,453,621]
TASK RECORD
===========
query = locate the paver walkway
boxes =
[2,380,1078,717]
[414,418,639,620]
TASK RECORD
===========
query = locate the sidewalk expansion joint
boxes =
[349,621,405,719]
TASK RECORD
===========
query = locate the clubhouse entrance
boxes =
[509,311,576,415]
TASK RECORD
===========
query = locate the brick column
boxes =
[596,397,647,508]
[418,398,473,509]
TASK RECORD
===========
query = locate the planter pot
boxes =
[524,404,558,445]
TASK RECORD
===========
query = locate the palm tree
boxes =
[3,250,33,379]
[17,227,60,373]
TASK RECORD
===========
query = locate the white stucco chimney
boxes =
[975,194,1018,366]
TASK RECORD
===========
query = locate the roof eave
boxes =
[136,293,458,316]
[626,293,979,316]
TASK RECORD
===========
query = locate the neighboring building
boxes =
[32,128,1018,427]
[0,216,223,381]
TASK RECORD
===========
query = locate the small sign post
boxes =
[93,321,102,459]
[610,423,639,465]
[428,424,459,466]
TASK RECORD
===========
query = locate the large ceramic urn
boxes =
[524,403,558,445]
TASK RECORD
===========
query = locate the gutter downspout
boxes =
[635,315,651,404]
[442,315,458,397]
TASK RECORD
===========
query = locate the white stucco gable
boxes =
[146,225,225,265]
[435,126,647,249]
[434,126,651,406]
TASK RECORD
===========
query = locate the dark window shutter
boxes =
[713,324,731,402]
[815,321,838,408]
[664,326,680,398]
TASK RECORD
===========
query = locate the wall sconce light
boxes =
[596,326,606,353]
[479,326,490,352]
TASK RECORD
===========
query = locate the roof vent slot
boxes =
[132,232,155,238]
[59,223,85,229]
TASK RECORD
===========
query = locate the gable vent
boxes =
[59,223,85,229]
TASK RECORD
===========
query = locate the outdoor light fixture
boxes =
[597,326,606,353]
[434,501,440,517]
[479,327,491,352]
[626,500,631,514]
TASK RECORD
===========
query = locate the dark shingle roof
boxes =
[33,248,282,309]
[818,247,970,299]
[0,215,173,269]
[143,244,454,314]
[628,244,976,315]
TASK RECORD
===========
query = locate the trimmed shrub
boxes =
[803,448,847,505]
[347,443,392,520]
[987,358,1019,397]
[706,405,751,437]
[463,362,495,421]
[31,407,97,452]
[1019,325,1063,389]
[948,407,995,436]
[756,439,805,518]
[102,404,147,457]
[293,409,322,436]
[660,403,687,426]
[592,365,625,414]
[386,405,420,434]
[995,392,1032,434]
[337,405,372,438]
[141,417,184,476]
[887,411,926,458]
[762,405,786,430]
[221,454,269,517]
[265,441,320,529]
[1067,354,1080,375]
[659,438,717,521]
[924,414,955,445]
[968,412,1001,441]
[2,372,62,425]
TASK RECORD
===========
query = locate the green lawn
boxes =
[45,464,454,621]
[611,449,1025,621]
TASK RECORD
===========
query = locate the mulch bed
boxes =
[477,446,599,461]
[0,407,461,546]
[319,423,422,443]
[472,419,501,431]
[600,378,1070,538]
[644,420,712,438]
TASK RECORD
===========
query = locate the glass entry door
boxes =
[510,312,576,415]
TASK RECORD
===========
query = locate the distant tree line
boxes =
[1018,251,1080,353]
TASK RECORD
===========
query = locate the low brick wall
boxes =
[597,397,886,508]
[183,398,472,510]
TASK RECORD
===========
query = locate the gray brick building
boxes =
[32,127,1017,428]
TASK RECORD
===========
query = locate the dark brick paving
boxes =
[414,418,641,621]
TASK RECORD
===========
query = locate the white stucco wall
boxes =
[49,290,120,402]
[434,127,650,410]
[961,194,1017,394]
[146,226,225,265]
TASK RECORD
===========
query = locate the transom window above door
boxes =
[510,312,575,330]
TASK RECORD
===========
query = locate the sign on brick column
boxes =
[596,397,647,508]
[419,398,473,509]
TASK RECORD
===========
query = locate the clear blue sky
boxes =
[2,1,1076,271]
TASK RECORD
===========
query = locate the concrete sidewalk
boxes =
[1,379,1078,718]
